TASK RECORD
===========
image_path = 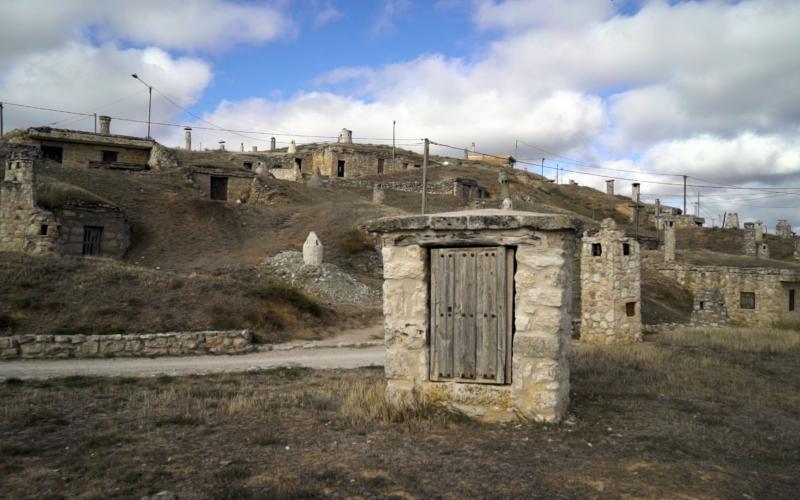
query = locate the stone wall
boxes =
[579,219,642,343]
[0,330,253,359]
[55,205,131,258]
[689,288,731,327]
[311,146,424,178]
[369,210,577,423]
[656,263,800,326]
[0,157,60,254]
[45,140,150,168]
[191,170,254,203]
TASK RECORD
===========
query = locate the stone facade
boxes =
[579,219,642,343]
[776,219,794,239]
[54,205,130,258]
[689,289,731,327]
[663,218,676,262]
[743,222,770,258]
[657,263,800,326]
[191,168,255,203]
[329,177,488,202]
[0,330,252,359]
[368,209,578,423]
[0,156,60,254]
[724,213,740,229]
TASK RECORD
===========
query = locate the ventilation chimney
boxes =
[184,127,192,150]
[99,115,111,135]
[270,137,276,151]
[606,179,614,196]
[338,128,353,144]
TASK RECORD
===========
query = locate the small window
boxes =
[591,243,602,256]
[243,162,253,170]
[42,146,63,163]
[295,158,302,169]
[790,289,796,312]
[377,158,384,174]
[623,243,630,256]
[102,150,118,162]
[337,160,345,177]
[414,164,421,169]
[39,224,48,236]
[625,302,636,317]
[402,162,409,170]
[740,292,755,310]
[699,301,705,310]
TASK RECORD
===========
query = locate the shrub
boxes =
[338,228,373,255]
[246,285,323,317]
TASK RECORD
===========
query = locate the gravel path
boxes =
[0,326,385,379]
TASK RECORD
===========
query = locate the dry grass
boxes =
[1,326,799,498]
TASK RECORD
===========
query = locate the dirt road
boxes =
[0,326,385,379]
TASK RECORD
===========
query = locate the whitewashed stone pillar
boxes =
[184,127,192,150]
[270,137,276,151]
[606,179,614,196]
[287,140,297,154]
[99,115,111,135]
[373,184,385,204]
[302,232,323,266]
[664,219,676,262]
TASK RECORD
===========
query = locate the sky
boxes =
[1,0,799,229]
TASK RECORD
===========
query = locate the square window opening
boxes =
[699,301,705,310]
[39,224,48,236]
[740,292,756,310]
[623,243,630,255]
[625,302,636,317]
[102,150,118,162]
[42,146,63,163]
[243,162,253,170]
[591,243,602,256]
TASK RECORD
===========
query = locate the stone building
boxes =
[579,219,642,343]
[657,263,800,326]
[689,289,730,327]
[9,118,177,171]
[743,222,769,258]
[368,209,578,422]
[776,219,794,239]
[0,155,130,257]
[724,212,740,229]
[191,166,255,203]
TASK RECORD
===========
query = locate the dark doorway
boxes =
[82,226,103,256]
[210,176,228,201]
[243,162,253,170]
[377,158,384,174]
[295,158,303,170]
[102,150,118,162]
[790,289,796,312]
[337,160,345,177]
[42,146,63,163]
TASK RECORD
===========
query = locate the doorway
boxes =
[210,176,228,201]
[82,226,103,256]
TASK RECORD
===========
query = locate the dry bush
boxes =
[659,326,800,353]
[337,228,374,255]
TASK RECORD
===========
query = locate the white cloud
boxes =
[0,42,211,137]
[372,0,411,36]
[314,5,343,27]
[474,0,615,31]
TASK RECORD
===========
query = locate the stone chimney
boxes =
[606,179,614,196]
[724,212,740,229]
[664,219,676,262]
[240,143,244,152]
[218,140,226,151]
[302,231,323,266]
[287,140,297,154]
[184,127,192,150]
[631,183,640,202]
[270,137,276,151]
[373,184,385,204]
[470,142,476,152]
[99,115,111,135]
[338,128,353,144]
[252,146,257,152]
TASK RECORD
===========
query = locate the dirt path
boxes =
[0,325,385,379]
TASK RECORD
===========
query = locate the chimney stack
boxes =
[270,137,276,151]
[606,179,614,196]
[184,127,192,150]
[99,115,111,135]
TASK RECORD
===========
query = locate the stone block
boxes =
[382,245,425,279]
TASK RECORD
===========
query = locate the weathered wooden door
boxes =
[210,176,228,201]
[82,226,103,256]
[430,247,514,384]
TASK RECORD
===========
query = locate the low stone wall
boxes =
[329,178,458,195]
[0,330,253,360]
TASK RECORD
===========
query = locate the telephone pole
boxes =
[0,101,4,136]
[541,158,544,177]
[421,138,429,214]
[697,191,700,217]
[392,120,396,167]
[131,73,153,139]
[683,175,688,214]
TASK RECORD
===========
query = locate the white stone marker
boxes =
[302,231,323,266]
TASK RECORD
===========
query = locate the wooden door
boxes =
[430,247,514,384]
[82,226,103,256]
[210,176,228,201]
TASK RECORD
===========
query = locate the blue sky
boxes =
[1,0,799,227]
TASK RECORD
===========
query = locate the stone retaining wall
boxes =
[0,330,253,360]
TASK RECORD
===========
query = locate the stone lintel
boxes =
[365,209,579,234]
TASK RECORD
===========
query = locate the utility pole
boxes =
[683,175,687,215]
[514,140,518,158]
[697,191,700,217]
[556,163,559,184]
[422,138,429,214]
[392,120,396,167]
[541,158,545,177]
[634,183,641,240]
[131,73,153,139]
[93,113,97,134]
[0,101,4,136]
